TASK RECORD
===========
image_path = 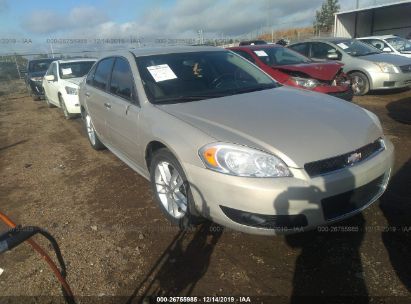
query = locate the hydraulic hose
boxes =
[0,211,75,300]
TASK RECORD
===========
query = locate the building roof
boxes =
[335,0,411,16]
[357,35,398,40]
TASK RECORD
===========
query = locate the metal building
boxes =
[334,1,411,38]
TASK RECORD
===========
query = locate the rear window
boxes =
[28,60,53,73]
[59,61,95,79]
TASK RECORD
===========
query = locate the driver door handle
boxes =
[85,92,90,97]
[104,103,111,109]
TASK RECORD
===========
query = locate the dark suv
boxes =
[25,58,56,100]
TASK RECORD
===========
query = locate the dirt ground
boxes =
[0,80,410,303]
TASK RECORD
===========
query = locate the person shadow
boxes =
[379,158,411,292]
[126,196,223,304]
[274,169,371,304]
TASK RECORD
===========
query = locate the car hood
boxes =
[63,77,84,86]
[158,86,382,168]
[275,62,343,81]
[360,53,411,66]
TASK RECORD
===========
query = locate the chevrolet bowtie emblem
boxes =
[347,152,362,165]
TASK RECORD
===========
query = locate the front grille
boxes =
[400,64,411,73]
[321,174,385,221]
[304,139,384,177]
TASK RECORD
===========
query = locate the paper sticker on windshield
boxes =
[337,43,348,49]
[147,64,177,82]
[254,50,268,57]
[61,68,72,75]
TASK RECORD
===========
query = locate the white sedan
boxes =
[43,58,96,119]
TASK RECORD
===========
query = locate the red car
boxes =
[228,45,353,101]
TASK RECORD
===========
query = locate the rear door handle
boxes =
[104,103,111,109]
[85,92,90,97]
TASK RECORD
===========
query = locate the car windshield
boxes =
[335,39,382,57]
[29,60,53,73]
[386,37,411,52]
[253,47,312,66]
[59,61,95,79]
[136,51,278,104]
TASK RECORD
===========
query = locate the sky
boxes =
[0,0,406,55]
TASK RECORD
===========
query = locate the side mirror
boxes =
[45,75,55,81]
[382,47,392,53]
[327,52,339,60]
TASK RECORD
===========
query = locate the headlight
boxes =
[291,77,319,89]
[30,77,43,82]
[199,143,292,177]
[65,86,78,95]
[374,62,400,73]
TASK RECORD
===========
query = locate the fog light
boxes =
[383,81,395,87]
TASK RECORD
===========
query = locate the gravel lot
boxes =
[0,80,410,303]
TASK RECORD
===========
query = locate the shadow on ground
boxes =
[127,221,223,303]
[386,97,411,124]
[380,158,411,292]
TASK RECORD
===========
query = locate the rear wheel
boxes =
[350,72,369,96]
[150,148,202,229]
[84,111,105,150]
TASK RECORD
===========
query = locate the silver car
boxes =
[358,35,411,59]
[289,38,411,95]
[79,46,394,235]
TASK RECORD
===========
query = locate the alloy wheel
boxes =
[85,114,96,146]
[154,161,188,219]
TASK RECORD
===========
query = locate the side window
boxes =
[93,57,115,90]
[289,43,309,57]
[86,63,97,85]
[109,57,137,103]
[311,42,340,60]
[233,50,256,63]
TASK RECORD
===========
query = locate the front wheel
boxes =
[84,111,105,150]
[59,95,75,119]
[150,148,202,229]
[350,72,370,96]
[45,93,55,108]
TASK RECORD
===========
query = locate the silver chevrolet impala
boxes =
[79,46,394,235]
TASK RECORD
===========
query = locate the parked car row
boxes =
[288,38,411,95]
[29,45,395,236]
[73,47,393,235]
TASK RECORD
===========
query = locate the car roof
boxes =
[357,35,397,40]
[127,45,223,57]
[28,58,56,63]
[57,58,97,64]
[291,37,352,45]
[228,44,282,50]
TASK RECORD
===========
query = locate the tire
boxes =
[45,93,55,108]
[149,148,202,229]
[59,95,75,120]
[32,94,41,101]
[350,72,370,96]
[84,111,105,150]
